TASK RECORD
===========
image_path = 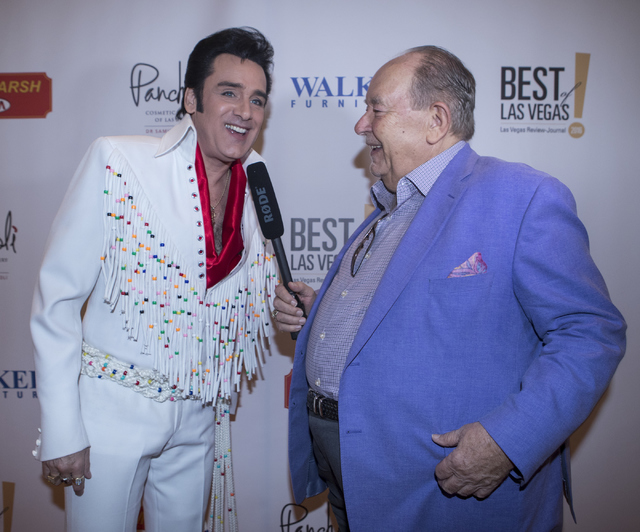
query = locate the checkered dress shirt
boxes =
[306,141,466,400]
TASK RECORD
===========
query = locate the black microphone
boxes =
[246,161,306,340]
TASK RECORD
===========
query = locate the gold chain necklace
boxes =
[210,168,231,224]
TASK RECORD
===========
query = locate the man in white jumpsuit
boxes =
[31,27,276,532]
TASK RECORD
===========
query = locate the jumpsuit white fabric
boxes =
[31,115,276,531]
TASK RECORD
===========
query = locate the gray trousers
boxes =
[308,411,350,532]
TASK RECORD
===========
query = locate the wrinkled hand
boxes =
[272,282,316,333]
[43,447,91,496]
[432,422,513,499]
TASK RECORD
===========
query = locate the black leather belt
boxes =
[307,389,339,421]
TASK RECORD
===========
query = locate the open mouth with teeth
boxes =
[226,124,247,135]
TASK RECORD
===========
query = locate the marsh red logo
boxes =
[0,73,52,119]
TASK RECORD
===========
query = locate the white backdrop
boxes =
[1,0,639,530]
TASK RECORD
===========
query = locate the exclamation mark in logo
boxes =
[569,53,590,138]
[1,482,15,532]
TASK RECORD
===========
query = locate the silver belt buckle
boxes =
[313,392,325,417]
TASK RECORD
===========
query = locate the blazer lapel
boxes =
[344,145,478,367]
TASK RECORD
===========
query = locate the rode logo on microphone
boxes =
[255,187,274,223]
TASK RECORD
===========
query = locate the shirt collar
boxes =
[155,114,197,159]
[371,140,467,212]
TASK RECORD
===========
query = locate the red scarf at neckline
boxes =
[195,144,246,289]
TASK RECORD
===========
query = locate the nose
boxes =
[354,109,371,135]
[236,98,252,121]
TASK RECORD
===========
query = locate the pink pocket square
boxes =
[447,252,487,278]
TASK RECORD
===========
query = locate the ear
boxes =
[425,101,452,145]
[184,88,197,115]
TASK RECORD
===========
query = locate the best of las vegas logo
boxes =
[499,53,589,138]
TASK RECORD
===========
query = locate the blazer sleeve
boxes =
[479,176,626,483]
[31,138,112,461]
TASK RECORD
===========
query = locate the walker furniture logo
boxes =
[289,75,371,109]
[0,371,37,399]
[0,73,51,119]
[499,53,589,138]
[1,481,14,532]
[130,62,184,136]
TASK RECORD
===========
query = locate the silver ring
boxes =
[271,309,279,319]
[61,477,71,483]
[74,476,84,486]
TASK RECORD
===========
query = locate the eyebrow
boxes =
[217,81,268,101]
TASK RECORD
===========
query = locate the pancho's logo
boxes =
[280,502,334,531]
[0,73,52,119]
[499,53,590,138]
[130,62,184,136]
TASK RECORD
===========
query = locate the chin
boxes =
[369,164,381,177]
[224,147,251,161]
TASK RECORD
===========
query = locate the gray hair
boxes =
[407,46,475,141]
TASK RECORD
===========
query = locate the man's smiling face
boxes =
[354,56,433,192]
[186,53,267,169]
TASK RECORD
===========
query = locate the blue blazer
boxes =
[288,145,626,531]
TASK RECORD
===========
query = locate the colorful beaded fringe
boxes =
[100,151,277,401]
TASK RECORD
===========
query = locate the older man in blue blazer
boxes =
[273,46,626,531]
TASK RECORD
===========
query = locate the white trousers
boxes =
[64,374,215,532]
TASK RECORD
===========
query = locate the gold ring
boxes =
[74,476,85,486]
[46,474,58,484]
[271,309,279,319]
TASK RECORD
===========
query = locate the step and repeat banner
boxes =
[1,1,639,530]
